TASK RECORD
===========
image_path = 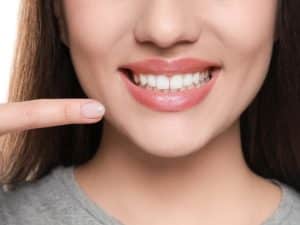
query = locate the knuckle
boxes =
[23,102,40,129]
[62,103,74,123]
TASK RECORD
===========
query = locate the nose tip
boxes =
[134,2,200,49]
[135,24,197,49]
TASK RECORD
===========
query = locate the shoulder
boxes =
[0,166,68,224]
[285,184,300,224]
[271,179,300,225]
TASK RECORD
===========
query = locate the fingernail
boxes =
[81,101,105,118]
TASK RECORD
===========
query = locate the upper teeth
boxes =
[133,70,211,90]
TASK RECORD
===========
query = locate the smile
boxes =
[119,57,221,112]
[126,68,213,92]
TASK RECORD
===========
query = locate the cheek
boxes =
[62,1,135,101]
[203,1,277,122]
[211,1,277,55]
[210,0,277,88]
[62,1,130,57]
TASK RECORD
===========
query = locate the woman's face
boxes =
[58,0,278,157]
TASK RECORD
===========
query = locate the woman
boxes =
[0,0,300,224]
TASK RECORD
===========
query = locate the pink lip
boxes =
[118,58,221,112]
[121,57,221,77]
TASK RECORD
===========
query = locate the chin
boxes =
[129,129,211,159]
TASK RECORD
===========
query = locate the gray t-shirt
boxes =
[0,165,299,225]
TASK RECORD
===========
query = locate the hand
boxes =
[0,98,105,136]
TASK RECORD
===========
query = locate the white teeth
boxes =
[192,72,200,84]
[134,74,139,84]
[156,75,169,90]
[133,70,211,91]
[199,70,209,81]
[147,75,156,87]
[140,75,147,86]
[170,75,183,90]
[183,74,194,87]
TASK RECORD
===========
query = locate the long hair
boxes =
[1,0,300,191]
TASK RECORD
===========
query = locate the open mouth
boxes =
[118,66,218,92]
[118,66,221,112]
[119,68,135,82]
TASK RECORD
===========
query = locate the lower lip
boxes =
[119,69,220,112]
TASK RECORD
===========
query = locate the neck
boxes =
[74,119,280,225]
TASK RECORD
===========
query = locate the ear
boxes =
[53,0,69,47]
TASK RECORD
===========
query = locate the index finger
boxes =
[0,99,105,135]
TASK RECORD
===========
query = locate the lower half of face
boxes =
[62,0,277,157]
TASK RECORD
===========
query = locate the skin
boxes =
[0,98,105,174]
[55,0,281,224]
[0,0,280,225]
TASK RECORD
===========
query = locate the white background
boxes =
[0,1,20,103]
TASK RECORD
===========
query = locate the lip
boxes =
[118,66,221,112]
[120,57,222,76]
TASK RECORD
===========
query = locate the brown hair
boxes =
[1,0,300,191]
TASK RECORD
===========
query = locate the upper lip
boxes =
[120,57,221,77]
